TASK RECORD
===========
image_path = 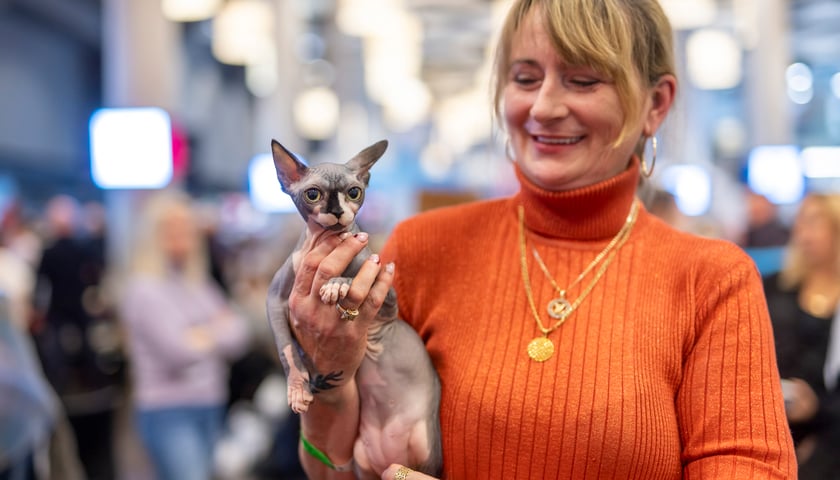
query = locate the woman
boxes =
[119,191,249,480]
[764,193,840,479]
[282,1,797,479]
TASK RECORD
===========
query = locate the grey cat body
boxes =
[265,140,442,479]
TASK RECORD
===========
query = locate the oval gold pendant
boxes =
[527,337,555,362]
[547,297,572,320]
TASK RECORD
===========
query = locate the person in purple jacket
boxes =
[119,191,249,480]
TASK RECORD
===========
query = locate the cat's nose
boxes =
[330,208,344,219]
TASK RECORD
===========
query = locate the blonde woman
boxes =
[764,193,840,478]
[285,0,795,478]
[118,191,248,480]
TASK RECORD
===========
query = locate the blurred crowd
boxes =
[1,184,840,479]
[0,191,306,480]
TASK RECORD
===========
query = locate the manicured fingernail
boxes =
[339,232,352,240]
[385,262,395,274]
[369,254,380,264]
[355,232,368,242]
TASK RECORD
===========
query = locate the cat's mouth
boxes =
[312,219,352,233]
[326,223,349,232]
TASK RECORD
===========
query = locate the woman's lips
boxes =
[533,135,584,145]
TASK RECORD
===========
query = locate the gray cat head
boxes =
[270,139,388,231]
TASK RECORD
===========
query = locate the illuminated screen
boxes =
[89,107,173,189]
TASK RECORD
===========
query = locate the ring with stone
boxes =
[335,302,359,321]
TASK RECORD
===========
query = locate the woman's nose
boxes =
[529,77,570,123]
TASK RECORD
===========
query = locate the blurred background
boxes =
[0,0,838,235]
[1,0,839,479]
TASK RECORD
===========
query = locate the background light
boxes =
[661,164,712,216]
[212,0,274,66]
[248,153,296,213]
[831,72,840,99]
[747,145,804,204]
[801,147,840,178]
[89,107,173,189]
[161,0,222,22]
[293,87,340,140]
[686,29,743,90]
[660,0,717,30]
[786,62,814,105]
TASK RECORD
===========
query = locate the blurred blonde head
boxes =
[779,193,840,289]
[492,0,676,147]
[129,190,208,283]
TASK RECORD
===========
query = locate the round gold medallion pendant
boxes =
[527,337,555,362]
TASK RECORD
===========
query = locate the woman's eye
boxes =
[347,187,362,201]
[304,189,322,203]
[568,77,600,88]
[512,74,539,87]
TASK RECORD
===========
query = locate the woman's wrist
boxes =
[299,379,360,476]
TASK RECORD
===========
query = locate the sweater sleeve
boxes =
[678,248,797,479]
[119,280,209,371]
[204,284,250,359]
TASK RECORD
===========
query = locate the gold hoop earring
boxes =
[641,136,657,178]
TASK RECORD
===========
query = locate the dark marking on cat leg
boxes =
[310,370,344,393]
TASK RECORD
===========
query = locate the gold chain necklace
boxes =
[518,200,639,362]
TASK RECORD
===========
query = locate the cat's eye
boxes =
[347,187,362,201]
[303,188,322,203]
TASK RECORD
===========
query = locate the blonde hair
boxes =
[779,193,840,289]
[128,190,208,283]
[492,0,675,146]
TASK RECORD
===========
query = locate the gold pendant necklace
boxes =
[518,200,639,362]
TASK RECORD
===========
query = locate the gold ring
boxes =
[335,302,359,321]
[394,466,412,480]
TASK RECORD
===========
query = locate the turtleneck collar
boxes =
[514,157,640,240]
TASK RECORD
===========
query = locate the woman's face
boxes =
[502,8,672,191]
[158,205,198,266]
[792,198,838,267]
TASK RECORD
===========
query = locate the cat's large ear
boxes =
[271,140,308,194]
[346,140,388,185]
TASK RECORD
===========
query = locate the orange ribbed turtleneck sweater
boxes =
[380,161,796,479]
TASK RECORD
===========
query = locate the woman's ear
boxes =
[643,74,677,136]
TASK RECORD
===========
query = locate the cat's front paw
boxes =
[319,277,351,304]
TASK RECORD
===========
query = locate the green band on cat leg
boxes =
[300,432,354,472]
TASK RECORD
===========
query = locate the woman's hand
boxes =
[381,464,439,480]
[782,377,819,423]
[288,231,394,402]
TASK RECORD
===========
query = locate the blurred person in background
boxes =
[30,194,122,480]
[645,188,691,232]
[118,190,249,480]
[0,206,34,333]
[0,292,55,480]
[283,0,795,478]
[763,193,840,478]
[744,189,791,248]
[0,200,42,269]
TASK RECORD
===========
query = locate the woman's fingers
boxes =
[381,464,438,480]
[293,232,368,297]
[365,260,395,311]
[340,255,393,313]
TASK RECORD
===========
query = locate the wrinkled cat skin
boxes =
[265,140,442,479]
